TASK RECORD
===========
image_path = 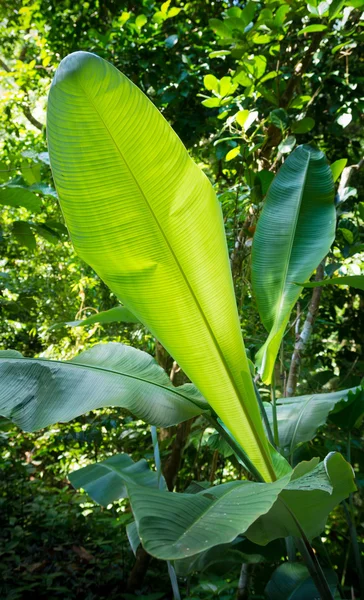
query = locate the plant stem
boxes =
[280,499,334,600]
[167,561,181,600]
[151,425,162,489]
[207,415,265,482]
[295,537,334,600]
[285,536,296,562]
[271,372,279,447]
[253,380,276,448]
[151,425,181,600]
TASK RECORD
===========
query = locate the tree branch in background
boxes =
[0,56,44,131]
[285,157,363,396]
[126,546,152,593]
[260,32,325,163]
[285,261,325,397]
[127,341,193,591]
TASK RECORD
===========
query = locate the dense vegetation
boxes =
[0,0,363,599]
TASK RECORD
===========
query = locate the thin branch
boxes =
[285,261,325,397]
[286,157,364,397]
[0,56,44,131]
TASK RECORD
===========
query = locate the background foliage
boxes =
[0,0,363,598]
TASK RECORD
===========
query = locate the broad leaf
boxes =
[66,306,140,327]
[128,475,289,560]
[265,563,338,599]
[246,453,356,544]
[297,275,364,291]
[175,537,285,576]
[0,184,42,212]
[126,521,140,555]
[47,51,274,481]
[330,158,347,182]
[329,386,364,430]
[69,453,164,507]
[12,221,36,250]
[252,145,335,383]
[264,387,359,454]
[0,343,207,431]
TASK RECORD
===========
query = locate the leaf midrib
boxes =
[0,356,205,410]
[70,74,274,481]
[137,480,273,549]
[288,389,352,454]
[273,148,310,334]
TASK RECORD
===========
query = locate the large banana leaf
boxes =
[252,145,335,384]
[263,386,359,454]
[174,538,285,576]
[69,453,165,507]
[265,563,338,600]
[128,476,290,560]
[298,275,364,291]
[0,343,207,431]
[47,51,274,481]
[246,452,356,545]
[127,452,354,559]
[65,306,139,327]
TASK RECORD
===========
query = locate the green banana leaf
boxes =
[246,452,356,545]
[66,306,139,327]
[0,343,207,431]
[252,145,335,384]
[297,274,364,291]
[174,538,285,576]
[263,386,360,454]
[329,386,364,430]
[127,453,354,559]
[126,521,140,556]
[265,563,338,600]
[47,51,274,481]
[128,475,290,560]
[69,453,165,507]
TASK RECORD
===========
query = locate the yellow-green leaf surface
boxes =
[251,145,335,384]
[47,52,275,481]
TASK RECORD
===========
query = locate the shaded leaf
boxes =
[291,118,315,134]
[0,185,42,212]
[264,387,359,453]
[297,275,364,291]
[0,343,207,431]
[266,562,337,599]
[69,453,164,506]
[129,475,289,560]
[252,145,335,383]
[246,453,356,544]
[12,221,36,250]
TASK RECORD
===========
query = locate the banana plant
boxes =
[251,145,336,384]
[0,52,357,598]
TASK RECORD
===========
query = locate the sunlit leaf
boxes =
[47,52,275,481]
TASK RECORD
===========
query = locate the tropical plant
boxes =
[1,51,363,600]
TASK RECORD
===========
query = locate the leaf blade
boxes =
[47,51,274,480]
[0,343,207,431]
[251,145,335,383]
